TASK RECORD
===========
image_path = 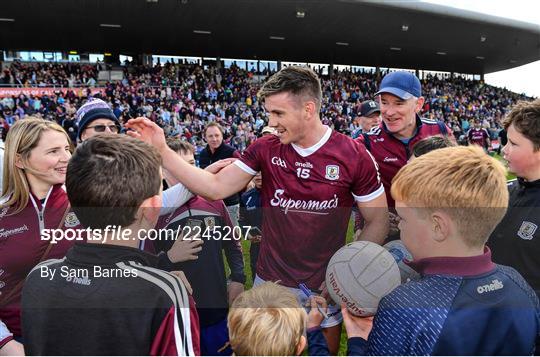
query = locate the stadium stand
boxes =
[0,61,532,153]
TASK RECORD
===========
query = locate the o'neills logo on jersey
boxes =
[477,279,504,294]
[270,189,338,215]
[0,225,29,239]
[295,161,313,169]
[383,157,398,162]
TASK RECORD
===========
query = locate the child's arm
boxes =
[0,340,24,356]
[307,328,329,356]
[306,296,330,356]
[0,321,23,356]
[342,305,373,356]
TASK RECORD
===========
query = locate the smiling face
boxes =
[205,126,224,151]
[360,112,381,132]
[20,129,72,189]
[265,92,308,145]
[380,93,424,139]
[503,123,540,181]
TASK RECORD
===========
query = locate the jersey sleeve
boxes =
[233,136,267,175]
[149,289,200,356]
[352,146,385,202]
[160,184,194,216]
[0,320,13,350]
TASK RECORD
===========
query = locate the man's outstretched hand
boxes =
[125,117,168,154]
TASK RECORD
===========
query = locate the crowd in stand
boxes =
[0,60,533,153]
[2,61,540,356]
[0,61,99,88]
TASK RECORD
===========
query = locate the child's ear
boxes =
[431,211,452,243]
[295,335,307,355]
[138,194,162,224]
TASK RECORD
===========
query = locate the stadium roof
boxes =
[1,0,539,74]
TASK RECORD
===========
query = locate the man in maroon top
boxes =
[126,66,389,354]
[358,71,454,208]
[467,120,491,150]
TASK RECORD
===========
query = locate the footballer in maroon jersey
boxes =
[467,120,491,149]
[235,128,383,288]
[125,66,389,354]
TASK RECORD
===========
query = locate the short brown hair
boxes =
[66,134,162,229]
[503,98,540,151]
[412,135,455,157]
[166,138,195,154]
[258,66,322,110]
[204,122,224,136]
[391,146,508,247]
[228,282,306,356]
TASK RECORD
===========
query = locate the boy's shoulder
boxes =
[366,276,462,355]
[381,264,539,311]
[381,274,462,310]
[370,267,540,355]
[494,264,540,306]
[24,250,190,309]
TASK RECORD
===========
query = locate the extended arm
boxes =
[355,192,389,245]
[126,118,253,201]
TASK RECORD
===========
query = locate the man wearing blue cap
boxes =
[358,71,453,209]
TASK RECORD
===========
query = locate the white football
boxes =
[325,241,401,316]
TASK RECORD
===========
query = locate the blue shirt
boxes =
[357,248,540,355]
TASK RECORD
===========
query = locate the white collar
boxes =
[291,126,332,158]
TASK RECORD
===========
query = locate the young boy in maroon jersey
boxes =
[156,139,245,356]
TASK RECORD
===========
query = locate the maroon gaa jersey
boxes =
[234,127,384,289]
[467,128,490,147]
[0,184,82,336]
[358,116,453,207]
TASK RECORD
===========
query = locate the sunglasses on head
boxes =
[86,124,121,133]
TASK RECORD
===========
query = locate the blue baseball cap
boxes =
[375,71,422,99]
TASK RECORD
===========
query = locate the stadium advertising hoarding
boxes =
[0,87,104,98]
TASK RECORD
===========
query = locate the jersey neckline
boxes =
[291,126,332,158]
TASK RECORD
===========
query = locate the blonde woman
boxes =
[0,117,78,340]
